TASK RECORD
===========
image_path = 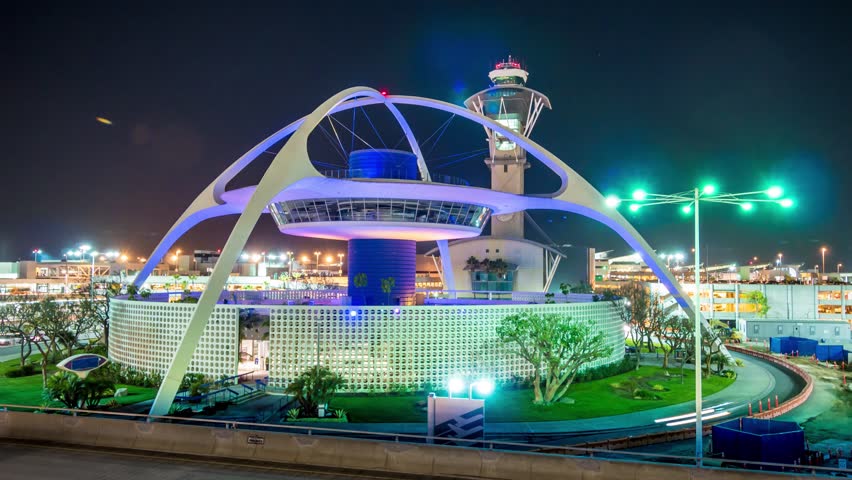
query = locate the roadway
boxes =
[0,441,423,480]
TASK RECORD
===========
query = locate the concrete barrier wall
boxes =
[726,346,814,420]
[0,411,820,479]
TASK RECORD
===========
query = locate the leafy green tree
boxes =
[611,282,651,369]
[45,370,115,409]
[0,296,37,366]
[285,366,346,416]
[497,312,612,405]
[744,290,770,317]
[353,273,368,288]
[661,315,692,370]
[79,298,110,350]
[381,276,396,305]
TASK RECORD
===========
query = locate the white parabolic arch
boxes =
[143,86,726,416]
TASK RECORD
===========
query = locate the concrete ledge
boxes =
[0,411,822,479]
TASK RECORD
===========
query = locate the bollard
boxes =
[775,395,779,408]
[748,403,753,416]
[768,397,771,410]
[759,400,763,413]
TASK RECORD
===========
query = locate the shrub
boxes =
[285,366,346,417]
[633,389,660,400]
[721,369,737,379]
[333,408,347,419]
[651,384,666,391]
[5,363,37,378]
[286,407,301,421]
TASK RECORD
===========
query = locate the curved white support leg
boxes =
[149,87,387,416]
[133,195,240,288]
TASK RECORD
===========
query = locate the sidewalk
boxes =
[304,351,776,435]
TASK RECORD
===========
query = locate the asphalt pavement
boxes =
[0,441,420,480]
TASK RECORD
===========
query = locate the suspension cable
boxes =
[359,107,388,149]
[326,115,347,158]
[330,115,377,151]
[316,123,348,162]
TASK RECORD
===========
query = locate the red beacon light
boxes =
[380,89,388,96]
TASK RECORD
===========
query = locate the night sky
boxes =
[2,2,851,280]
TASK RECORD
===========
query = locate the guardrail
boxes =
[418,290,599,303]
[726,345,814,419]
[0,404,846,477]
[320,168,470,186]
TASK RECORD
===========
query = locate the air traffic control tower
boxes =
[436,57,564,292]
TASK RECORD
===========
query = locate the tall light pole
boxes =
[838,263,843,274]
[337,253,344,275]
[314,251,322,274]
[32,249,42,262]
[777,252,783,267]
[605,184,793,462]
[287,251,294,279]
[821,247,827,282]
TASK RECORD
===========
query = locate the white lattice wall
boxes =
[109,299,239,379]
[109,297,624,391]
[267,301,624,391]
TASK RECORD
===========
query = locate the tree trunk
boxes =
[532,371,543,403]
[19,340,31,367]
[103,323,109,351]
[662,351,669,369]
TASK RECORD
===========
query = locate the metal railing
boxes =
[320,168,470,186]
[418,289,599,303]
[0,403,847,476]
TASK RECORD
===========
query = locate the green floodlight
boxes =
[629,203,641,212]
[632,189,647,201]
[779,198,794,208]
[605,195,622,208]
[766,186,783,199]
[702,184,716,195]
[740,202,753,211]
[681,205,692,214]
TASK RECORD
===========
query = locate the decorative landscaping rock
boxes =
[114,387,128,398]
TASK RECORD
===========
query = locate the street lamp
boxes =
[447,378,494,399]
[89,250,99,300]
[32,249,42,262]
[337,253,344,275]
[606,184,793,462]
[314,251,322,273]
[821,247,828,282]
[838,263,843,274]
[777,253,783,267]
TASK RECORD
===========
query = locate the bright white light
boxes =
[448,378,464,394]
[79,245,91,252]
[267,254,277,260]
[279,252,287,260]
[675,253,685,261]
[605,195,621,208]
[740,202,753,211]
[632,189,647,201]
[629,204,641,212]
[766,186,783,199]
[474,379,494,396]
[349,310,357,317]
[654,408,714,424]
[623,325,631,336]
[240,253,249,261]
[666,410,731,427]
[251,254,261,262]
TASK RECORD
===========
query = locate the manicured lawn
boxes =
[0,355,156,408]
[332,366,735,423]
